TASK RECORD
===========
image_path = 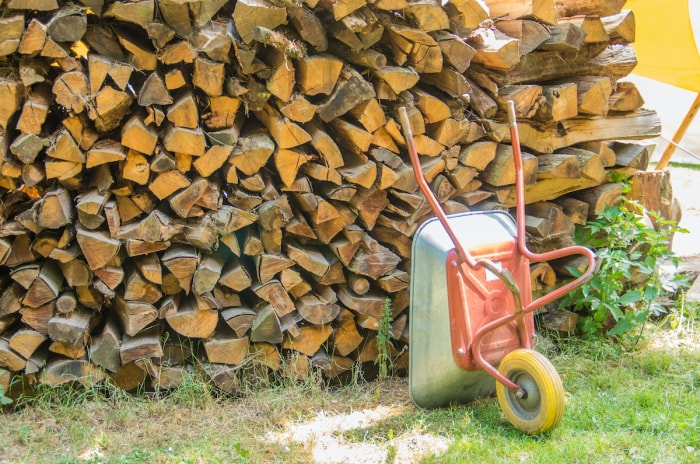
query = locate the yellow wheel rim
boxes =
[496,349,565,434]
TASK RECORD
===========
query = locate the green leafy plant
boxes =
[559,192,689,344]
[375,297,395,379]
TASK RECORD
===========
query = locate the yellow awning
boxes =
[629,0,700,92]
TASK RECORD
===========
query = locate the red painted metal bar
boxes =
[471,102,596,393]
[506,101,596,310]
[398,107,478,269]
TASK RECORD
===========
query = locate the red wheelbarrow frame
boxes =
[399,103,596,397]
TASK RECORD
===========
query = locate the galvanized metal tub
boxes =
[409,210,521,409]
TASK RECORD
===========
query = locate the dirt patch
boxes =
[266,403,449,464]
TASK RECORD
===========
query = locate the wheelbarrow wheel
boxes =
[496,349,564,434]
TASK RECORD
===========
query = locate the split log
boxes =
[443,0,489,32]
[250,305,283,345]
[432,31,476,73]
[311,349,354,378]
[573,183,624,217]
[611,142,653,170]
[609,81,645,112]
[253,280,295,317]
[558,15,609,44]
[9,328,46,360]
[481,144,538,187]
[553,196,590,225]
[495,20,550,55]
[166,297,218,339]
[468,26,520,71]
[48,312,96,348]
[536,154,581,180]
[497,85,542,119]
[283,324,333,357]
[23,261,63,308]
[317,66,376,122]
[222,307,257,338]
[204,334,249,366]
[539,23,587,52]
[540,308,579,335]
[602,10,635,45]
[572,76,613,116]
[483,0,557,25]
[534,83,578,122]
[568,149,608,183]
[120,328,164,365]
[481,44,637,87]
[42,359,106,387]
[296,292,341,325]
[113,296,158,337]
[89,318,122,373]
[466,78,499,118]
[255,104,311,149]
[555,0,627,18]
[511,110,661,154]
[530,262,556,292]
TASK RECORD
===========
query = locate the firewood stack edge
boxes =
[0,0,660,394]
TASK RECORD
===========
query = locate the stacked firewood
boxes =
[0,0,660,394]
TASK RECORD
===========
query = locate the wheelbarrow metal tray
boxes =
[409,210,526,409]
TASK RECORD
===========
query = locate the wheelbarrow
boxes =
[398,103,596,434]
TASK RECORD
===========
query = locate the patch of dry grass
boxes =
[1,370,428,463]
[1,317,698,463]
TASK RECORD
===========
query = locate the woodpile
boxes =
[0,0,661,394]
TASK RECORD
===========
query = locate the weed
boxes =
[558,183,690,344]
[385,443,397,463]
[155,366,215,405]
[375,297,395,379]
[14,425,32,445]
[16,381,95,410]
[233,442,250,462]
[664,290,700,332]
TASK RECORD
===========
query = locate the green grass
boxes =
[1,320,698,464]
[659,161,700,171]
[427,328,699,463]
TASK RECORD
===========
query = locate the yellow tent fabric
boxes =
[629,0,700,92]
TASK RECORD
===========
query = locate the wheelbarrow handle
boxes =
[468,102,597,395]
[400,102,596,296]
[506,101,597,310]
[398,107,478,269]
